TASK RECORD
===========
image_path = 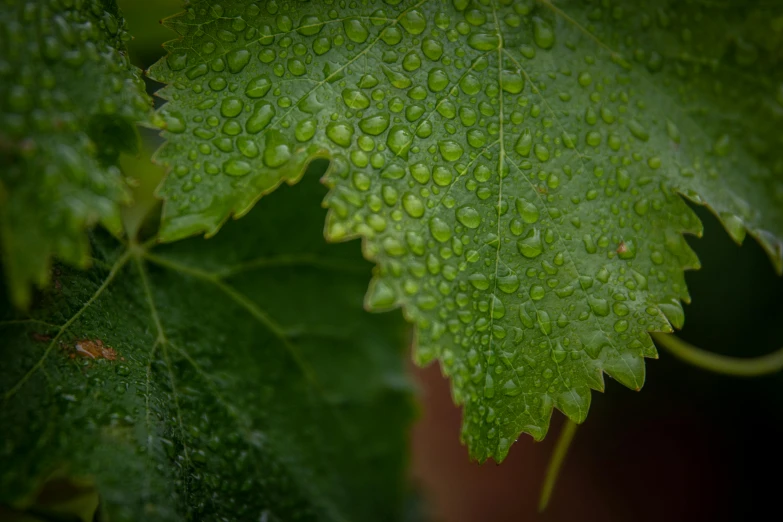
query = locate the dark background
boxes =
[122,3,783,520]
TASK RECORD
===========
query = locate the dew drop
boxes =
[186,64,208,79]
[263,132,291,167]
[460,107,478,126]
[583,332,609,359]
[162,111,186,133]
[497,274,520,294]
[237,136,259,158]
[223,159,251,176]
[456,206,481,229]
[537,310,552,335]
[529,285,545,301]
[368,281,397,309]
[503,379,521,396]
[469,273,489,290]
[402,192,425,218]
[297,15,323,36]
[515,130,532,157]
[501,70,525,94]
[410,163,431,184]
[427,68,450,92]
[220,97,244,118]
[387,125,414,159]
[534,143,550,162]
[613,303,630,317]
[403,51,422,72]
[720,213,746,243]
[360,113,391,136]
[295,118,317,142]
[633,198,650,216]
[383,237,406,256]
[246,102,275,134]
[167,52,188,71]
[467,129,487,148]
[429,216,452,243]
[226,49,251,73]
[343,18,369,43]
[588,296,610,317]
[517,229,543,258]
[532,17,555,49]
[433,166,453,186]
[460,74,481,95]
[438,140,464,161]
[287,59,306,76]
[209,77,227,91]
[400,9,427,34]
[276,14,293,32]
[313,36,332,55]
[381,26,403,46]
[658,299,685,329]
[578,71,592,87]
[342,88,370,110]
[627,119,649,141]
[422,37,444,61]
[515,198,540,223]
[467,33,500,51]
[326,122,354,148]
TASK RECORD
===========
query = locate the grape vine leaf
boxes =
[148,0,783,461]
[0,0,152,309]
[0,176,414,522]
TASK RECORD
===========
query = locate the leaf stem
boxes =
[538,418,579,512]
[652,333,783,377]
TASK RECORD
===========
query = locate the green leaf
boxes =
[0,1,151,308]
[148,0,783,460]
[0,176,414,521]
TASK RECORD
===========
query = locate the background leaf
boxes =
[0,175,414,522]
[148,0,783,461]
[0,0,151,308]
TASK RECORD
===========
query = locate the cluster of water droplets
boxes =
[1,0,148,136]
[315,0,695,459]
[152,0,783,460]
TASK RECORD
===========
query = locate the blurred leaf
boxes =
[0,176,414,522]
[0,1,152,308]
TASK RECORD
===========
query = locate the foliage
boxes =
[0,176,413,522]
[148,0,783,460]
[0,0,151,308]
[1,0,782,518]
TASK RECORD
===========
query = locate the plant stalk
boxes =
[538,419,579,512]
[652,333,783,377]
